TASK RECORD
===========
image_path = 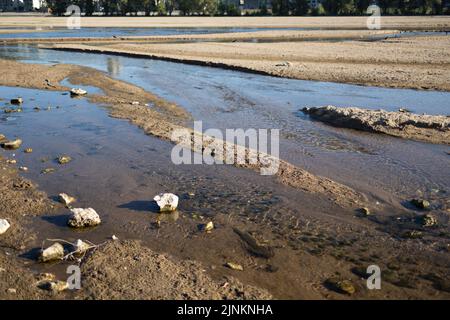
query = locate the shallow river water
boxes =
[0,43,449,298]
[1,44,448,207]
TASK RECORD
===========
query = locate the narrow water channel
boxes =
[1,43,448,208]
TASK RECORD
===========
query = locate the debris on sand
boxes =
[41,168,55,174]
[199,221,214,233]
[10,98,23,105]
[225,262,244,271]
[411,199,430,210]
[58,193,76,207]
[419,214,437,227]
[68,208,101,228]
[35,273,55,283]
[39,243,64,262]
[402,230,423,239]
[153,193,179,212]
[70,88,87,96]
[325,278,356,295]
[57,155,72,165]
[4,107,22,113]
[233,228,274,259]
[0,219,11,235]
[359,207,371,216]
[38,280,69,293]
[301,106,450,145]
[1,138,22,150]
[111,235,119,241]
[19,166,28,172]
[6,159,16,164]
[73,239,91,255]
[275,61,291,67]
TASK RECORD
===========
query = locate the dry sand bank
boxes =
[302,106,450,145]
[0,29,399,44]
[0,16,449,30]
[46,34,450,91]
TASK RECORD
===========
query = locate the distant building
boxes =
[0,0,41,11]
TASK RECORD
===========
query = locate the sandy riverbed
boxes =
[1,17,450,299]
[1,58,449,299]
[46,33,450,91]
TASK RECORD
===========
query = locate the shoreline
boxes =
[1,58,449,300]
[43,34,450,92]
[0,16,449,30]
[0,58,365,208]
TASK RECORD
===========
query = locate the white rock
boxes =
[1,139,22,150]
[68,208,101,228]
[70,88,87,96]
[0,219,11,235]
[112,235,119,241]
[73,239,91,254]
[58,193,76,207]
[153,193,179,212]
[40,243,64,262]
[39,280,69,293]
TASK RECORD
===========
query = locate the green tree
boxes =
[156,0,167,15]
[271,0,290,15]
[199,0,219,15]
[292,0,309,15]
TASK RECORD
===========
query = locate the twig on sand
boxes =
[42,238,109,263]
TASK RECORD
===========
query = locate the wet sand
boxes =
[46,33,450,91]
[0,156,54,299]
[1,20,450,299]
[1,58,449,300]
[0,58,364,208]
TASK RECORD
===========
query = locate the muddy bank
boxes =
[80,240,271,300]
[0,156,54,299]
[0,58,364,208]
[302,106,450,145]
[0,148,270,300]
[0,16,449,30]
[1,59,450,300]
[46,34,450,91]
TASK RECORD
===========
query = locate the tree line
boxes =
[45,0,450,16]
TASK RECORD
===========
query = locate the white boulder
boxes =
[73,239,91,254]
[0,219,11,235]
[58,193,76,207]
[40,243,64,262]
[67,208,101,228]
[153,193,179,212]
[70,88,87,96]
